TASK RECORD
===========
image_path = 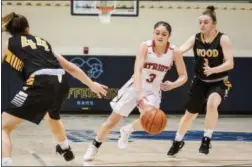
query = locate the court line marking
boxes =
[28,149,49,166]
[221,163,252,166]
[89,159,252,166]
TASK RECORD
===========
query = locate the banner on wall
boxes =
[62,56,135,112]
[2,56,252,114]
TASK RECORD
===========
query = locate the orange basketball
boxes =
[140,108,167,134]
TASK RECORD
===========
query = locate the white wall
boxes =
[2,1,252,56]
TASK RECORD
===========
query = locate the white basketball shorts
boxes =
[110,78,161,117]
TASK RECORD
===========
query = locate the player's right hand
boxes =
[160,80,175,91]
[89,82,108,98]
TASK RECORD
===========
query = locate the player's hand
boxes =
[203,64,215,76]
[136,91,144,109]
[89,82,108,98]
[160,80,175,91]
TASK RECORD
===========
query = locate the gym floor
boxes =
[10,114,252,166]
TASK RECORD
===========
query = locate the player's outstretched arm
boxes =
[53,51,107,98]
[179,35,195,54]
[161,49,188,91]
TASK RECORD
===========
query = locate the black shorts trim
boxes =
[4,74,69,124]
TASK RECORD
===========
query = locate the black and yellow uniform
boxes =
[185,32,232,114]
[3,34,69,124]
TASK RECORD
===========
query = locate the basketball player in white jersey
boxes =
[83,21,188,161]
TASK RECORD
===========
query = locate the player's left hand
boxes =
[203,65,215,76]
[160,81,175,91]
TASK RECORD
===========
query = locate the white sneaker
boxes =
[2,158,12,166]
[118,127,133,149]
[83,145,98,161]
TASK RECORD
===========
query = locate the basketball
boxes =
[140,107,167,134]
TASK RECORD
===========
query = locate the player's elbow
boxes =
[179,72,188,85]
[228,60,234,70]
[230,61,234,70]
[60,61,76,74]
[182,73,188,84]
[64,66,75,74]
[66,64,78,74]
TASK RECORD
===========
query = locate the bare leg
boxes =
[83,112,123,161]
[96,112,123,142]
[175,111,198,141]
[45,113,74,161]
[204,93,221,138]
[2,112,23,165]
[45,113,67,143]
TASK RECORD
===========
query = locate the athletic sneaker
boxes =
[199,137,211,155]
[56,145,75,161]
[167,140,185,157]
[83,145,98,161]
[118,126,133,149]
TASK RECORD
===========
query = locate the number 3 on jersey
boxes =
[146,73,157,83]
[21,36,49,51]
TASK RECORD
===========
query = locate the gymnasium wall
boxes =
[2,1,252,56]
[1,1,252,114]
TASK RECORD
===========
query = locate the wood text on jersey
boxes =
[196,48,219,58]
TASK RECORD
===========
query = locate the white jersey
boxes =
[110,40,175,117]
[141,40,175,92]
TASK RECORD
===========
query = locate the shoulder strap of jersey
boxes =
[193,33,201,48]
[215,31,224,44]
[142,40,153,53]
[195,33,201,39]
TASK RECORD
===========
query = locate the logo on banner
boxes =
[70,57,103,79]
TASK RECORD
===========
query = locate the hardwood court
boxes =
[9,115,252,166]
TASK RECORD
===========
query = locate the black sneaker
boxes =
[56,145,75,161]
[167,140,185,157]
[199,137,212,155]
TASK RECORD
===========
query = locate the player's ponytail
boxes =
[2,12,16,32]
[202,5,217,24]
[2,12,29,36]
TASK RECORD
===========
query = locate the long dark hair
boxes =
[2,12,29,36]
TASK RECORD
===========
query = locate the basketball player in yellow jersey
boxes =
[167,6,234,157]
[83,21,188,161]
